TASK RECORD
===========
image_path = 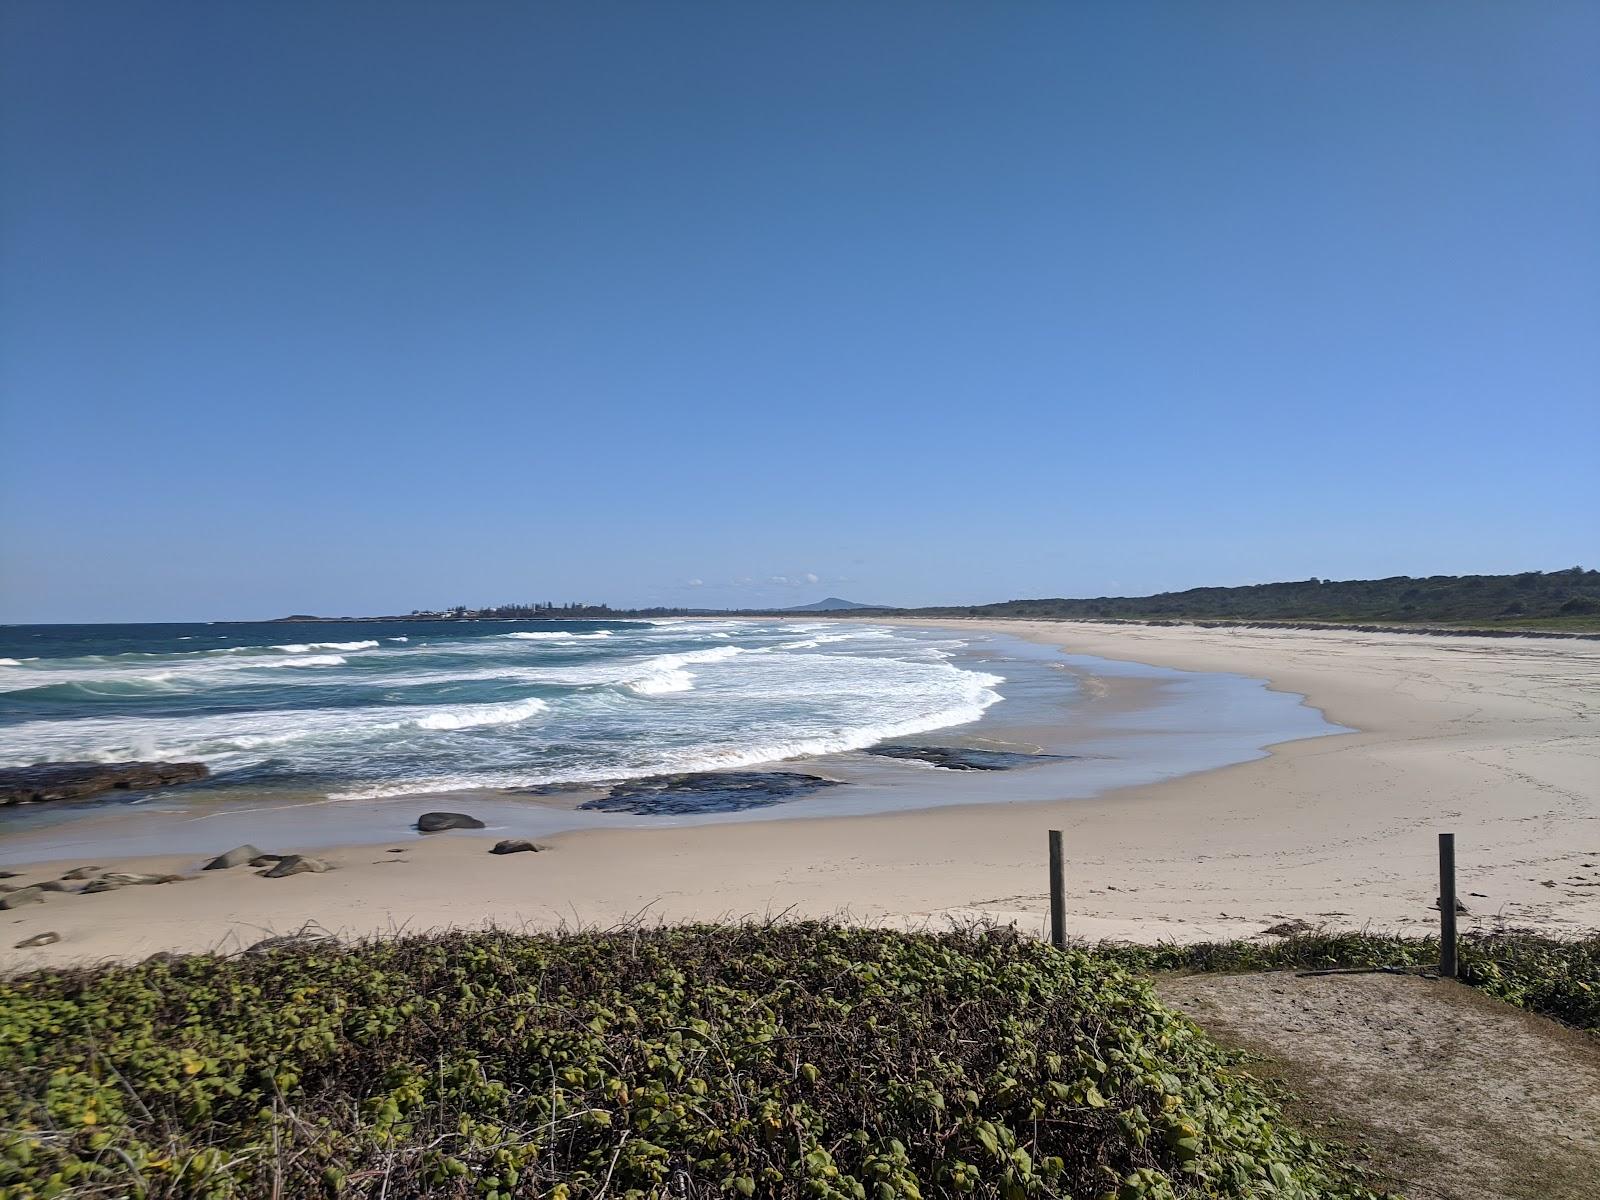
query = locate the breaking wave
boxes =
[505,630,614,641]
[272,640,380,653]
[3,619,1009,803]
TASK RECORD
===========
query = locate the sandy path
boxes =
[3,621,1597,968]
[1159,971,1600,1199]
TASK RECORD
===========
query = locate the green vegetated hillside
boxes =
[900,568,1600,631]
[0,925,1393,1200]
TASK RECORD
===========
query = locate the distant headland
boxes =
[266,567,1599,635]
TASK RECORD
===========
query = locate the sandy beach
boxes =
[3,619,1596,968]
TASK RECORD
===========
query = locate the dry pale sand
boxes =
[3,620,1597,968]
[1159,971,1600,1199]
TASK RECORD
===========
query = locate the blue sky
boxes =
[3,2,1596,621]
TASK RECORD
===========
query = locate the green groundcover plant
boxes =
[1093,930,1600,1034]
[0,924,1392,1200]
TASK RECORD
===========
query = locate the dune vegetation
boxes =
[893,567,1600,632]
[1095,929,1600,1035]
[0,924,1394,1200]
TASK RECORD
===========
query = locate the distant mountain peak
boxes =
[783,597,889,612]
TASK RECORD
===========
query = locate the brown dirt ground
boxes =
[1157,971,1600,1200]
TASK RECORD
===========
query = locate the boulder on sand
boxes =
[261,855,332,878]
[416,812,485,832]
[0,887,45,909]
[103,872,184,886]
[205,845,266,870]
[489,839,543,855]
[79,874,181,894]
[246,926,337,955]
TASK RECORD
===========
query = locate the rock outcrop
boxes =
[0,761,208,805]
[578,771,839,816]
[261,855,331,878]
[866,746,1068,771]
[416,812,485,832]
[205,845,265,870]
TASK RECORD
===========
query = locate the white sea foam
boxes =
[505,630,614,641]
[0,694,554,767]
[627,669,694,696]
[413,697,548,730]
[619,645,746,695]
[326,667,1005,800]
[9,621,1017,808]
[387,637,409,642]
[271,640,379,653]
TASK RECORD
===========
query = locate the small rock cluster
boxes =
[4,816,548,952]
[203,844,334,877]
[415,813,546,855]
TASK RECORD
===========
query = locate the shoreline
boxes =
[3,619,1596,966]
[0,630,1339,860]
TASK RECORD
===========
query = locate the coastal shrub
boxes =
[0,924,1390,1199]
[1091,930,1600,1034]
[892,566,1600,631]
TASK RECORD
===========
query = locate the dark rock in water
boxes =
[14,931,59,949]
[417,812,486,832]
[205,845,266,870]
[0,886,45,909]
[0,760,209,805]
[490,839,543,855]
[261,855,331,878]
[579,771,840,816]
[866,746,1068,771]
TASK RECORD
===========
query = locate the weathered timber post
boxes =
[1438,833,1458,979]
[1048,829,1066,950]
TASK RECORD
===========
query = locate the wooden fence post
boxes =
[1048,830,1066,950]
[1438,833,1457,979]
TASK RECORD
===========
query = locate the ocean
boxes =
[0,618,1005,799]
